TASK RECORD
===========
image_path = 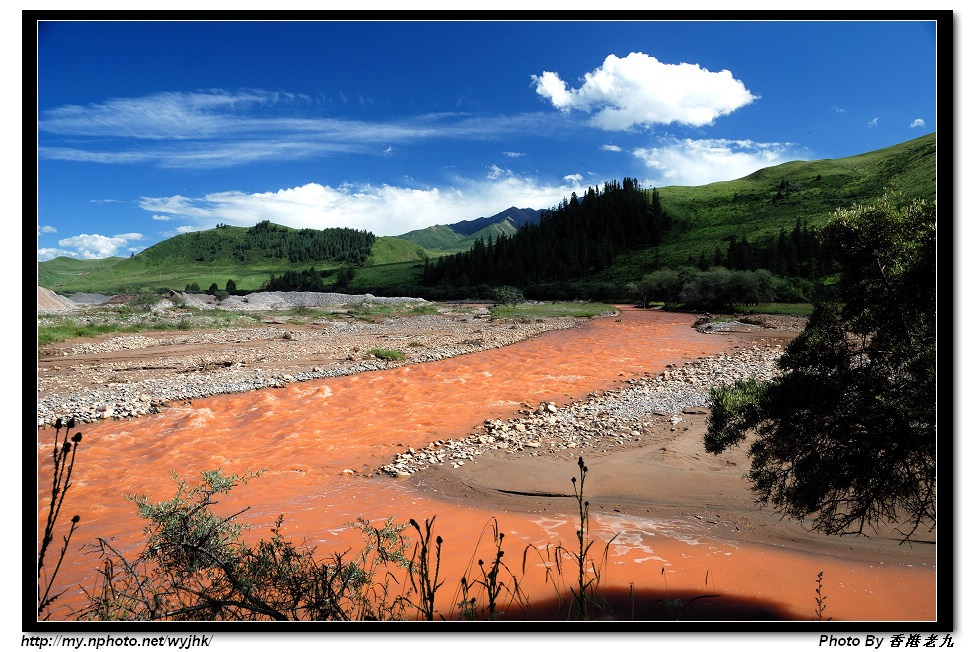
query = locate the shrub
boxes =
[128,292,160,313]
[83,469,418,621]
[367,348,404,361]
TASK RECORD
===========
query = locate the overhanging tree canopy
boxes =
[704,190,936,539]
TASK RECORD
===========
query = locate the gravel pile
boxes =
[380,345,783,477]
[37,286,80,313]
[68,292,114,305]
[218,292,427,311]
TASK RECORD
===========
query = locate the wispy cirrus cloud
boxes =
[37,90,557,169]
[633,137,806,187]
[532,52,757,130]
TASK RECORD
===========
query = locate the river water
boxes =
[36,309,936,622]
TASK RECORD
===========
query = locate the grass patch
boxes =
[37,308,261,348]
[347,303,439,320]
[490,302,616,319]
[37,322,126,346]
[367,348,405,361]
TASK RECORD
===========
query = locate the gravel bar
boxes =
[379,344,784,477]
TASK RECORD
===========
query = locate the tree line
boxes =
[235,221,375,265]
[690,218,832,280]
[627,266,815,311]
[422,178,669,288]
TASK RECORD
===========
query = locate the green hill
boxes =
[593,132,937,284]
[418,133,936,298]
[36,225,433,294]
[397,206,534,254]
[36,256,126,292]
[366,236,431,265]
[396,224,468,252]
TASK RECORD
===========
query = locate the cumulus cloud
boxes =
[632,137,805,187]
[832,106,845,113]
[563,173,583,183]
[151,214,172,221]
[532,52,757,130]
[51,232,144,259]
[39,225,57,234]
[138,175,587,237]
[601,144,622,152]
[910,118,926,128]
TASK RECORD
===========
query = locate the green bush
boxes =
[367,348,404,361]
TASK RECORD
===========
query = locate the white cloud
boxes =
[910,118,926,128]
[53,232,144,259]
[39,225,57,234]
[632,138,805,187]
[532,52,757,130]
[151,214,172,221]
[502,151,526,158]
[832,106,845,113]
[563,173,583,183]
[601,144,622,152]
[383,145,394,157]
[37,247,76,261]
[138,175,587,237]
[868,117,879,127]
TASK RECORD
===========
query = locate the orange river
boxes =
[35,309,937,622]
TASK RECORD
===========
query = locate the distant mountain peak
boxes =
[448,206,541,236]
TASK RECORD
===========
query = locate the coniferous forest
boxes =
[423,178,668,290]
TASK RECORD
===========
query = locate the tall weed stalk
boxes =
[407,517,445,620]
[38,417,83,619]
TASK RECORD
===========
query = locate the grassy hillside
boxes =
[366,237,431,265]
[397,219,520,254]
[592,132,936,283]
[38,233,432,294]
[36,256,126,291]
[396,224,468,252]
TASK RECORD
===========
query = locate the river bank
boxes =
[36,305,595,427]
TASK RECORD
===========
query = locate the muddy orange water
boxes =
[36,309,935,622]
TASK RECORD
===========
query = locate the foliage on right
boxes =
[704,189,936,540]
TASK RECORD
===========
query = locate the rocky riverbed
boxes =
[36,306,596,428]
[379,344,784,477]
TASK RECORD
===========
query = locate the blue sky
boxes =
[35,19,939,261]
